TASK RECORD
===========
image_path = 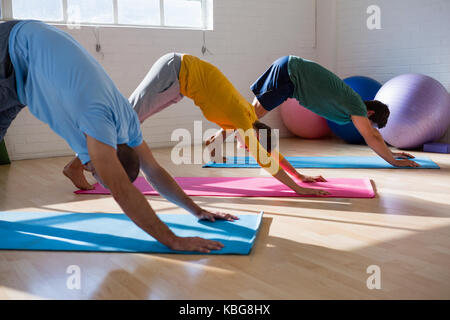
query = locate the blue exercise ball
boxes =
[344,76,383,101]
[327,76,382,144]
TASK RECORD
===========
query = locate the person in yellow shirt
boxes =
[64,53,328,196]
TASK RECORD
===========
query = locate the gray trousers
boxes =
[129,52,183,122]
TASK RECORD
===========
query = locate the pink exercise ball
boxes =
[280,98,331,139]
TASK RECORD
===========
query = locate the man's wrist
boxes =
[293,184,306,193]
[188,203,202,217]
[161,232,179,249]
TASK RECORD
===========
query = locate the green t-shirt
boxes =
[287,56,367,124]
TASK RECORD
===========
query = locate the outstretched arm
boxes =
[134,141,238,222]
[86,136,226,253]
[237,129,329,196]
[351,116,420,167]
[273,150,327,183]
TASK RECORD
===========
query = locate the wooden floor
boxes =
[0,138,449,300]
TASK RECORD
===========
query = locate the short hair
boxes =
[252,120,276,153]
[116,144,140,182]
[364,100,390,129]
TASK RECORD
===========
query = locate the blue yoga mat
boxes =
[203,156,440,169]
[0,211,263,255]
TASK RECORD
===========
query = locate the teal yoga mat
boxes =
[0,211,263,255]
[203,156,439,169]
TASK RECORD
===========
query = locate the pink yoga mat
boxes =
[75,177,375,198]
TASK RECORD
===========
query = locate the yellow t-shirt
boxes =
[179,54,282,175]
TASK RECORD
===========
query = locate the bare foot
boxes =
[63,164,94,190]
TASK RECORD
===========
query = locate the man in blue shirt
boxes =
[2,20,236,253]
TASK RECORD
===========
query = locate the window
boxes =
[0,0,213,29]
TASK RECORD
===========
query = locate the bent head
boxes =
[365,100,390,129]
[84,144,140,188]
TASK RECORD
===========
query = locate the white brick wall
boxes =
[4,0,317,160]
[335,0,450,143]
[8,0,445,160]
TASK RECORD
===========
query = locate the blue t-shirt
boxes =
[8,20,143,164]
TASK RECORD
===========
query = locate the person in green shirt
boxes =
[207,56,419,169]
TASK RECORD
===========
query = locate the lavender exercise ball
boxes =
[375,74,450,149]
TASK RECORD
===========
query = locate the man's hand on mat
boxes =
[170,236,224,253]
[194,209,239,222]
[392,152,415,159]
[296,187,330,196]
[392,158,421,167]
[298,174,327,183]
